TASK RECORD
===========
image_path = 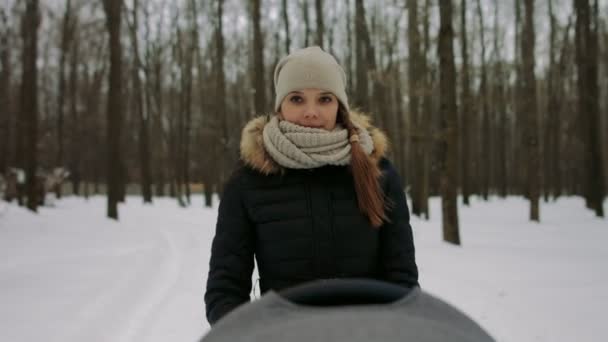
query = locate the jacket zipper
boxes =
[305,176,317,276]
[328,191,338,276]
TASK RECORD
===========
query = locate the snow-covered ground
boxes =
[0,195,606,342]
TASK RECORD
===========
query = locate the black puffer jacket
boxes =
[204,112,419,325]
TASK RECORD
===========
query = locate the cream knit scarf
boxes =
[262,116,374,169]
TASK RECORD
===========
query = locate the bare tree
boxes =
[544,0,559,200]
[460,0,472,205]
[354,0,372,111]
[315,0,324,48]
[145,3,167,198]
[56,0,74,185]
[492,0,508,198]
[282,0,290,53]
[522,0,540,221]
[419,0,432,219]
[81,35,106,200]
[302,0,311,47]
[102,0,124,220]
[252,0,266,115]
[345,0,354,91]
[475,0,489,200]
[215,0,229,194]
[575,0,604,217]
[126,0,152,203]
[512,0,522,194]
[190,3,217,207]
[325,1,338,55]
[553,16,573,198]
[438,0,460,245]
[168,13,180,199]
[68,14,81,195]
[183,1,200,205]
[408,0,424,217]
[20,0,40,211]
[0,9,11,174]
[173,21,187,206]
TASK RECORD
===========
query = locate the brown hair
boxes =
[338,105,389,228]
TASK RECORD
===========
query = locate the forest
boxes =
[1,0,606,244]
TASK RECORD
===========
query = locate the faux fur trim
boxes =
[239,111,389,175]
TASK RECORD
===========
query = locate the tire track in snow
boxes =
[59,227,181,342]
[116,228,183,342]
[0,244,155,274]
[126,219,207,342]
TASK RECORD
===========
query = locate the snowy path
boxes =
[0,197,215,342]
[0,195,606,342]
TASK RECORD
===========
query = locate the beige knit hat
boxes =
[273,46,349,113]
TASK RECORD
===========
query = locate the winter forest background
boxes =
[2,0,608,234]
[1,0,608,341]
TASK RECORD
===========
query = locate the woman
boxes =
[204,46,418,325]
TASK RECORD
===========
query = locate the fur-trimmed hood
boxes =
[240,111,389,175]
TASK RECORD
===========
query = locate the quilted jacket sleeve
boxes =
[378,158,420,289]
[204,170,255,325]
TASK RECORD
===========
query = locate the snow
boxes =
[0,195,606,342]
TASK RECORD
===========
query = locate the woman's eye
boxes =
[320,96,333,103]
[289,96,303,103]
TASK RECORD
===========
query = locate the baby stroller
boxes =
[200,278,495,342]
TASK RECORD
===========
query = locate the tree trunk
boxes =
[345,0,354,92]
[216,0,229,197]
[513,0,528,196]
[252,0,266,115]
[408,0,423,217]
[522,0,540,221]
[475,0,489,200]
[21,0,40,211]
[68,23,81,196]
[168,26,179,201]
[554,17,572,198]
[438,0,460,245]
[384,13,403,182]
[603,11,608,200]
[151,25,166,198]
[493,0,508,198]
[460,0,472,205]
[282,0,290,53]
[56,0,73,183]
[302,0,311,47]
[127,0,152,203]
[354,0,373,112]
[315,0,324,48]
[545,0,559,200]
[180,3,197,206]
[102,0,124,220]
[192,4,215,206]
[0,9,11,174]
[82,45,105,200]
[174,24,185,206]
[419,0,432,219]
[575,0,604,216]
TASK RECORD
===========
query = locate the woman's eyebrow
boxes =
[288,91,332,96]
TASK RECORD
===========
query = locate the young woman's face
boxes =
[278,88,339,130]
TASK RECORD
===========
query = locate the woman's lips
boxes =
[302,123,324,129]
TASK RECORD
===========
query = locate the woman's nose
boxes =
[304,105,319,119]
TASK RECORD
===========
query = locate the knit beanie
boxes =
[273,46,349,113]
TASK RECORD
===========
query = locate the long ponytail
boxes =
[339,106,389,228]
